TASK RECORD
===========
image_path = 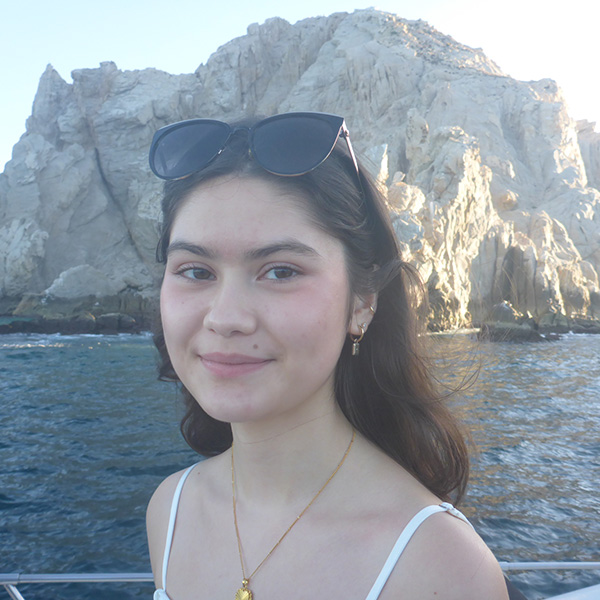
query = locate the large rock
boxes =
[578,120,600,191]
[1,9,599,330]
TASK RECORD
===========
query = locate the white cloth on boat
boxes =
[152,463,472,600]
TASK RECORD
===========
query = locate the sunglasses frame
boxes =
[148,111,362,187]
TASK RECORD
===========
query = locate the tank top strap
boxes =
[364,502,472,600]
[160,464,198,590]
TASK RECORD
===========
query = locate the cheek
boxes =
[159,287,179,364]
[159,284,178,335]
[283,283,350,351]
[159,282,196,352]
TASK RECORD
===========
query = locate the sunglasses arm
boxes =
[341,124,364,197]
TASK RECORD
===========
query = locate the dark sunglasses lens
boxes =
[151,121,230,179]
[252,116,340,175]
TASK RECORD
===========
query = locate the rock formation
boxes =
[1,9,599,332]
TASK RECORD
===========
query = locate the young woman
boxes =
[146,113,511,599]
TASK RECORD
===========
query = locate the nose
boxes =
[203,277,258,337]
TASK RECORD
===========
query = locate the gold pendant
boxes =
[235,579,253,600]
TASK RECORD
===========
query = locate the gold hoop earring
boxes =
[351,323,367,356]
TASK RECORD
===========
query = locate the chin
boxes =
[197,397,272,425]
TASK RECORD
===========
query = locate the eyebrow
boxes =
[166,239,321,260]
[166,241,216,259]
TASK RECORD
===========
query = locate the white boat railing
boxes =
[0,573,152,600]
[499,562,600,571]
[1,563,600,599]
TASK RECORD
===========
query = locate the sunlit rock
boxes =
[1,9,599,331]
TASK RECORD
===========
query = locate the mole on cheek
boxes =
[253,344,258,350]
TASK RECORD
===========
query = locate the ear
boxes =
[348,293,377,336]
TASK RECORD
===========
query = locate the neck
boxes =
[230,406,354,508]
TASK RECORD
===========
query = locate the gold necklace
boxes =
[231,429,355,600]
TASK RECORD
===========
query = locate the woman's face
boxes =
[160,175,370,427]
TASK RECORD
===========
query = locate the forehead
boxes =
[170,175,338,252]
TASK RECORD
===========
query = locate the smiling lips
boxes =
[200,353,273,377]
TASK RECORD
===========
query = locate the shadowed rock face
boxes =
[1,9,599,331]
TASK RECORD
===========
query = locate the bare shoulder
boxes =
[146,466,197,587]
[384,508,509,600]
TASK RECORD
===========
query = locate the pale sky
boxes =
[1,0,597,172]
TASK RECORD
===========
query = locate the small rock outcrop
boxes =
[1,9,599,332]
[478,301,548,343]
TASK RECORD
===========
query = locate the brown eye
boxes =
[178,267,214,281]
[264,266,299,280]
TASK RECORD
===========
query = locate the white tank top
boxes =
[153,464,472,600]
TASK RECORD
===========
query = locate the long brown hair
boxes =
[153,118,469,503]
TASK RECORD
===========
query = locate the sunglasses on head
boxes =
[148,111,361,183]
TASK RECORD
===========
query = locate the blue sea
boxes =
[1,332,599,599]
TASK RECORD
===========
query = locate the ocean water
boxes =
[1,332,598,599]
